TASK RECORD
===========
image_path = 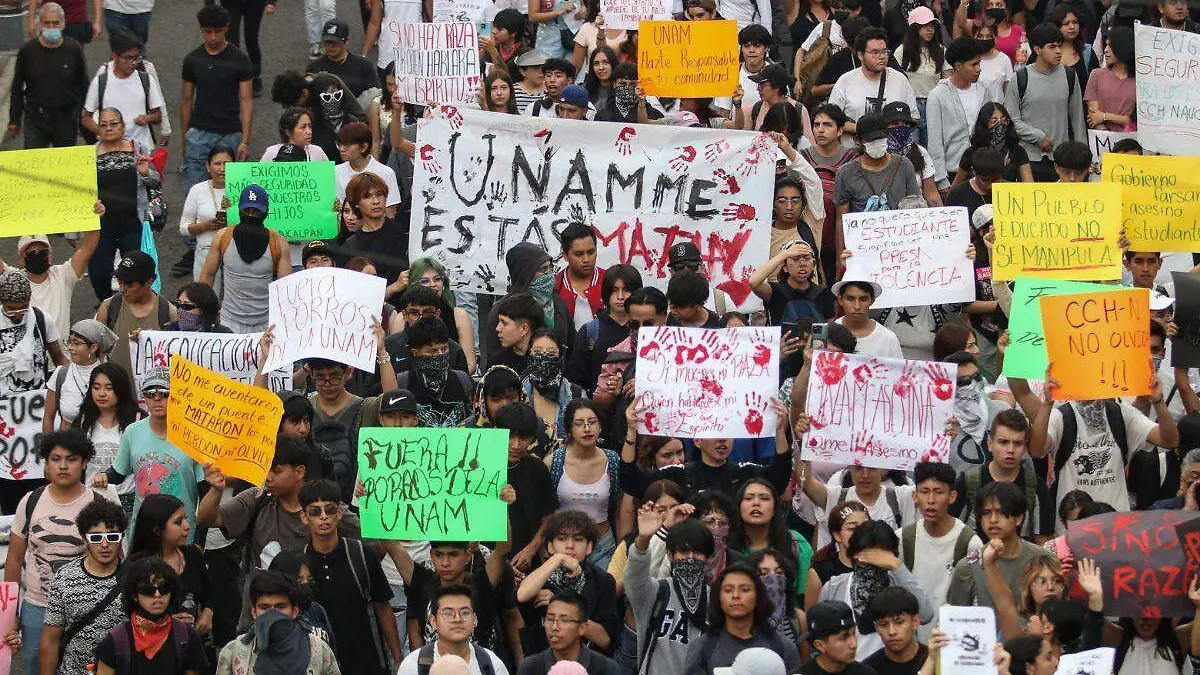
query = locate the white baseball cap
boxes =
[713,648,787,675]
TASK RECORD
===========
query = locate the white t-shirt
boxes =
[802,20,845,52]
[334,157,403,207]
[48,362,98,427]
[836,318,904,359]
[26,262,79,342]
[84,63,167,150]
[955,83,986,126]
[829,67,919,138]
[179,180,225,283]
[980,51,1014,92]
[396,641,510,675]
[817,483,917,549]
[103,0,154,15]
[86,420,124,484]
[1047,401,1156,518]
[895,519,982,610]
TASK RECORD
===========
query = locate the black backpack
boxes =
[1015,65,1078,142]
[1053,401,1129,484]
[416,643,497,675]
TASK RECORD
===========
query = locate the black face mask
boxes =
[985,7,1006,21]
[23,250,49,274]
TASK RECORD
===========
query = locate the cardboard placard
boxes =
[224,161,338,241]
[992,183,1122,281]
[1039,288,1152,400]
[639,20,739,98]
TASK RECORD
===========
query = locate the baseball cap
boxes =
[856,112,887,141]
[17,234,50,255]
[321,18,350,42]
[907,5,936,24]
[971,204,994,230]
[239,184,270,214]
[670,110,703,127]
[1150,290,1175,311]
[559,84,589,108]
[141,367,170,394]
[379,389,420,414]
[114,250,157,284]
[750,63,792,91]
[882,101,917,127]
[302,240,333,263]
[713,648,787,675]
[803,601,856,642]
[516,50,549,67]
[668,241,702,266]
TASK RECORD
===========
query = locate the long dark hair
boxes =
[484,70,518,114]
[706,564,773,633]
[584,45,619,101]
[381,62,396,112]
[1049,5,1086,55]
[748,547,798,616]
[1115,618,1184,671]
[969,101,1020,150]
[127,493,187,562]
[900,21,945,73]
[728,478,798,571]
[761,101,802,145]
[277,106,311,144]
[73,363,140,437]
[177,282,221,329]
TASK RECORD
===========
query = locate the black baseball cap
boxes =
[856,112,888,141]
[379,389,419,414]
[668,241,702,266]
[750,63,792,91]
[882,101,917,127]
[302,240,333,263]
[114,250,157,284]
[321,18,350,43]
[803,601,856,642]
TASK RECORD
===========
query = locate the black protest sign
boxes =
[1172,272,1200,368]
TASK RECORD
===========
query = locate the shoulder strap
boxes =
[473,644,496,675]
[54,365,69,394]
[884,486,902,526]
[416,643,437,675]
[156,296,170,328]
[170,619,189,673]
[105,293,124,329]
[953,523,975,564]
[137,69,156,145]
[715,290,728,316]
[964,468,981,519]
[21,485,47,537]
[1104,400,1129,462]
[550,446,566,486]
[32,307,46,348]
[344,538,371,601]
[113,622,132,673]
[901,524,916,570]
[1065,67,1077,141]
[1016,67,1028,100]
[1022,468,1038,523]
[98,66,108,111]
[1054,403,1077,475]
[821,19,831,38]
[638,578,671,671]
[60,579,123,662]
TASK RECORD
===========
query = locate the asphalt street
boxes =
[0,0,366,324]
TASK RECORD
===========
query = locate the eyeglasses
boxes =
[572,418,600,429]
[143,391,169,401]
[176,301,198,312]
[66,337,91,348]
[418,275,445,287]
[319,90,344,103]
[404,308,439,320]
[1031,576,1065,589]
[437,608,475,621]
[864,49,889,57]
[137,583,170,597]
[313,375,345,385]
[542,616,584,627]
[118,52,143,63]
[85,532,123,544]
[700,516,729,527]
[2,308,27,319]
[306,503,340,518]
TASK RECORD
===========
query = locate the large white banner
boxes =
[265,268,385,372]
[389,22,479,107]
[802,351,955,470]
[634,326,779,438]
[0,391,44,481]
[410,107,775,307]
[132,331,292,394]
[841,206,974,308]
[1135,24,1200,156]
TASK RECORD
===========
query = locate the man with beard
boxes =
[626,503,714,675]
[396,316,472,428]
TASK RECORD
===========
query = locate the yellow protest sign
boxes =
[1104,153,1200,252]
[639,20,738,98]
[166,354,282,486]
[0,146,98,236]
[1039,288,1151,401]
[992,182,1122,281]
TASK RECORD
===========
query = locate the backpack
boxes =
[304,537,386,669]
[21,485,105,538]
[1054,400,1129,481]
[838,485,903,527]
[103,293,171,331]
[213,226,285,270]
[637,580,673,674]
[799,21,834,105]
[1015,65,1078,142]
[900,522,976,571]
[963,466,1039,531]
[110,619,190,673]
[87,64,156,145]
[416,643,496,675]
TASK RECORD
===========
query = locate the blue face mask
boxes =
[41,27,62,43]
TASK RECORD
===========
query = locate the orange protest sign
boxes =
[166,354,282,486]
[1039,288,1151,401]
[639,20,738,98]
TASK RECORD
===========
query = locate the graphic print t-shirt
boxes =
[113,418,205,538]
[11,487,112,606]
[1047,401,1155,516]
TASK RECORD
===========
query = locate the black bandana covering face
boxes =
[548,564,587,596]
[671,558,709,630]
[414,352,450,395]
[527,351,563,398]
[850,562,890,634]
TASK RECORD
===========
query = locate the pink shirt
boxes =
[994,23,1025,63]
[1084,68,1136,131]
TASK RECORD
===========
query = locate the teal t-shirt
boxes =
[112,418,205,540]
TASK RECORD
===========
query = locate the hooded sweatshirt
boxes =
[925,76,1003,184]
[626,542,704,675]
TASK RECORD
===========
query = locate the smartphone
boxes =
[782,318,813,342]
[478,20,492,35]
[810,322,828,351]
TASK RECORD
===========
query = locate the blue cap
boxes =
[559,84,589,108]
[239,184,269,214]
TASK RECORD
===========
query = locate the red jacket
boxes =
[554,267,605,320]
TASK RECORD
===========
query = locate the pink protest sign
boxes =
[802,351,956,469]
[634,326,779,438]
[0,582,18,675]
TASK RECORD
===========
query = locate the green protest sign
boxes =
[357,427,509,541]
[224,161,338,241]
[1002,278,1127,380]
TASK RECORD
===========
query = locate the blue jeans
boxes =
[615,625,639,675]
[185,128,242,193]
[587,528,617,572]
[916,97,929,147]
[104,9,151,44]
[21,603,45,675]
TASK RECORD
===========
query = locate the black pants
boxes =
[203,545,243,649]
[89,223,141,300]
[23,109,78,148]
[222,0,267,76]
[63,21,92,44]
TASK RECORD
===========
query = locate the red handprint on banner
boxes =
[419,144,442,173]
[743,393,767,435]
[704,139,731,162]
[699,374,724,399]
[722,203,756,223]
[638,340,663,361]
[752,344,772,368]
[714,169,741,195]
[616,127,636,155]
[892,361,918,398]
[644,411,660,434]
[701,330,732,361]
[813,351,848,386]
[441,106,463,130]
[923,363,955,401]
[675,343,709,365]
[670,146,697,171]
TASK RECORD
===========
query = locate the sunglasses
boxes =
[319,90,344,103]
[306,504,340,518]
[85,532,123,544]
[956,373,984,387]
[670,261,701,272]
[176,301,198,312]
[137,583,170,597]
[143,391,169,401]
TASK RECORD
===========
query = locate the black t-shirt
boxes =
[863,645,929,675]
[958,143,1030,183]
[343,218,410,284]
[181,43,253,134]
[407,552,518,664]
[767,280,836,325]
[306,537,394,675]
[306,54,380,98]
[818,49,857,87]
[667,310,721,329]
[945,181,988,220]
[812,554,852,583]
[508,456,558,555]
[799,656,880,675]
[95,621,209,675]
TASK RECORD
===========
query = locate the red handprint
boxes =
[670,145,697,171]
[892,362,918,398]
[442,106,463,130]
[722,203,756,223]
[813,351,848,386]
[675,343,709,365]
[699,374,724,399]
[704,139,731,162]
[714,169,741,195]
[0,420,13,440]
[644,412,660,434]
[743,393,767,435]
[701,330,732,361]
[852,363,874,385]
[616,127,636,155]
[925,434,950,462]
[752,344,772,368]
[419,144,442,174]
[638,340,663,361]
[923,363,955,401]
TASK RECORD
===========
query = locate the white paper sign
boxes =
[389,22,480,107]
[1088,130,1137,172]
[1135,24,1200,156]
[265,268,385,372]
[634,326,779,438]
[0,391,43,481]
[600,0,672,29]
[1054,647,1115,675]
[938,606,997,675]
[432,0,491,23]
[842,206,973,309]
[802,351,955,470]
[132,331,291,394]
[411,107,775,308]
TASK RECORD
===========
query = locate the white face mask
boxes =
[863,138,888,159]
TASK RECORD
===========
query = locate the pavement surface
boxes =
[0,0,365,325]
